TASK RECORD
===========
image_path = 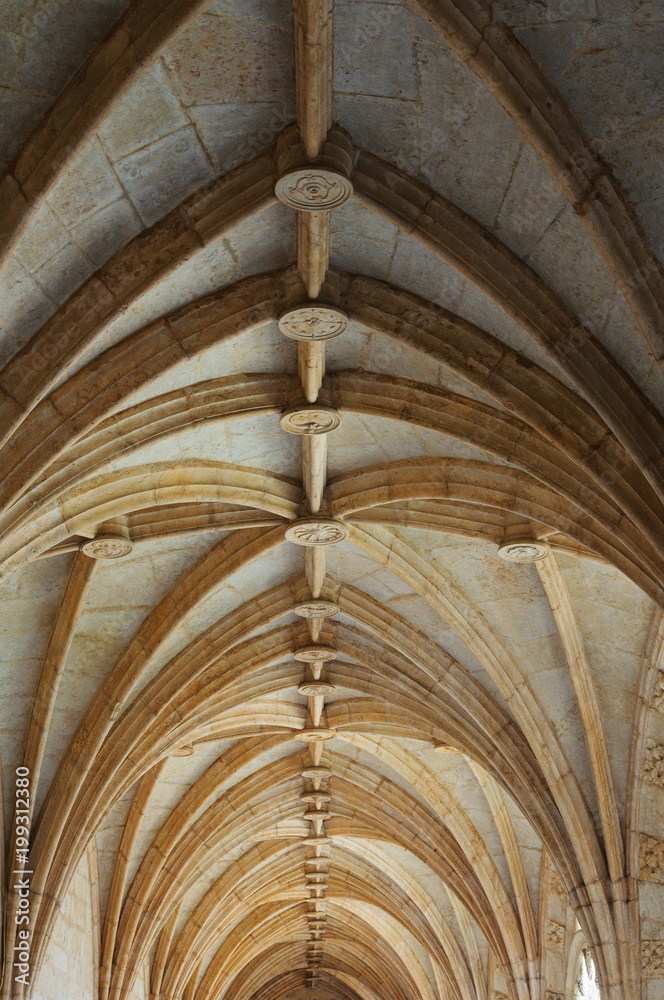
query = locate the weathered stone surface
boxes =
[114,125,214,226]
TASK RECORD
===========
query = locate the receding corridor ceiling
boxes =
[1,3,664,1000]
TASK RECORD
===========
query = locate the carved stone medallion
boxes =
[278,303,349,342]
[286,517,349,546]
[275,167,353,211]
[302,765,332,781]
[295,645,337,662]
[293,600,339,619]
[298,681,336,698]
[280,404,341,435]
[301,791,331,806]
[81,533,134,559]
[295,727,337,742]
[303,837,332,848]
[170,745,195,757]
[304,810,331,823]
[498,539,551,563]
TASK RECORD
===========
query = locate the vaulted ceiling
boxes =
[1,3,664,1000]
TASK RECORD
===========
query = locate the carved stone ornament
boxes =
[303,836,332,847]
[546,920,565,951]
[639,833,664,883]
[494,992,508,1000]
[170,744,195,757]
[642,940,664,978]
[278,303,349,342]
[433,741,459,754]
[275,167,353,211]
[573,949,593,1000]
[81,533,134,559]
[295,727,337,742]
[545,992,565,1000]
[295,646,337,662]
[280,404,342,435]
[294,600,339,619]
[549,869,567,899]
[498,539,551,563]
[644,737,664,786]
[286,517,349,547]
[302,765,332,780]
[653,672,664,713]
[298,680,336,698]
[301,791,331,806]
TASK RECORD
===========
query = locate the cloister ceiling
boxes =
[1,3,664,1000]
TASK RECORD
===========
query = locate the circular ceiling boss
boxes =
[278,303,349,342]
[280,404,341,435]
[497,539,551,563]
[302,765,332,780]
[275,167,353,211]
[295,727,337,742]
[286,516,349,546]
[80,533,134,559]
[294,645,337,662]
[293,600,339,619]
[298,680,336,698]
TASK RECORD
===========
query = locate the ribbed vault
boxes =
[1,4,664,1000]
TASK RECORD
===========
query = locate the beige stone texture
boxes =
[1,3,664,1000]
